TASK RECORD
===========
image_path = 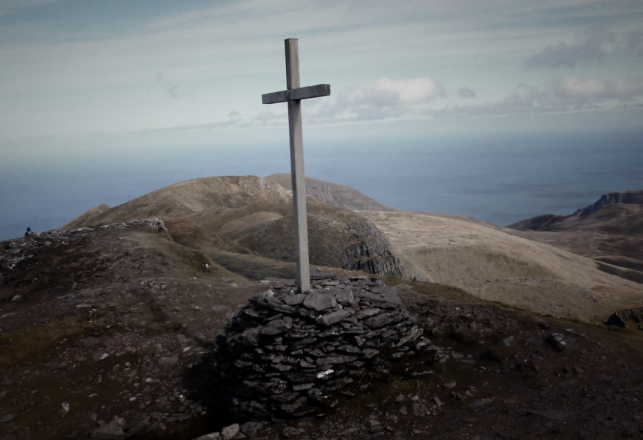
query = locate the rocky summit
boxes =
[213,273,434,421]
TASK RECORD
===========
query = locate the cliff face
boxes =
[573,190,643,216]
[339,220,405,277]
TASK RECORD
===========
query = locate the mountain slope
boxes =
[363,210,643,324]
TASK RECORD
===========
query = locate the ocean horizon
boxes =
[1,130,642,241]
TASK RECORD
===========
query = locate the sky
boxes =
[1,0,642,144]
[1,0,643,238]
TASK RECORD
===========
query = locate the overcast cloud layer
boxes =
[0,0,642,142]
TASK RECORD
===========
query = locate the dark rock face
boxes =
[339,225,405,278]
[606,307,643,330]
[213,274,435,421]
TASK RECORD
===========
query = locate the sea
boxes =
[1,130,642,241]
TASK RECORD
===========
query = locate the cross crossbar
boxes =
[262,84,331,104]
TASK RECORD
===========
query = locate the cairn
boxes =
[214,273,437,421]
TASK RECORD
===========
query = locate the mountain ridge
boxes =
[507,189,643,232]
[573,189,643,216]
[63,175,405,279]
[506,189,643,283]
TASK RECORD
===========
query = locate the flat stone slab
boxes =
[303,291,337,311]
[317,309,351,326]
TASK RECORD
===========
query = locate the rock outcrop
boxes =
[338,221,405,277]
[213,273,435,421]
[606,307,643,330]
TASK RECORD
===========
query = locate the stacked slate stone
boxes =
[214,274,437,421]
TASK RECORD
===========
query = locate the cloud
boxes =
[135,120,237,134]
[316,77,446,121]
[254,109,280,123]
[153,73,187,100]
[547,76,643,101]
[133,73,643,135]
[457,87,476,99]
[338,77,444,107]
[263,75,643,124]
[249,107,291,127]
[375,77,445,103]
[138,76,448,131]
[525,27,614,69]
[0,0,60,17]
[165,84,180,98]
[134,111,246,134]
[143,108,282,133]
[626,30,643,57]
[6,0,642,140]
[424,76,643,118]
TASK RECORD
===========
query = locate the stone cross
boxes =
[262,38,331,293]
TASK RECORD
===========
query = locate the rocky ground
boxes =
[255,283,643,440]
[1,222,643,439]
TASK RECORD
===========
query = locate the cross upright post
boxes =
[262,38,331,293]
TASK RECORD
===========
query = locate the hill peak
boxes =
[63,175,405,279]
[265,173,394,212]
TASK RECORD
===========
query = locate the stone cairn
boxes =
[214,273,437,421]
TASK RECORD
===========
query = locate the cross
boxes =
[262,38,331,293]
